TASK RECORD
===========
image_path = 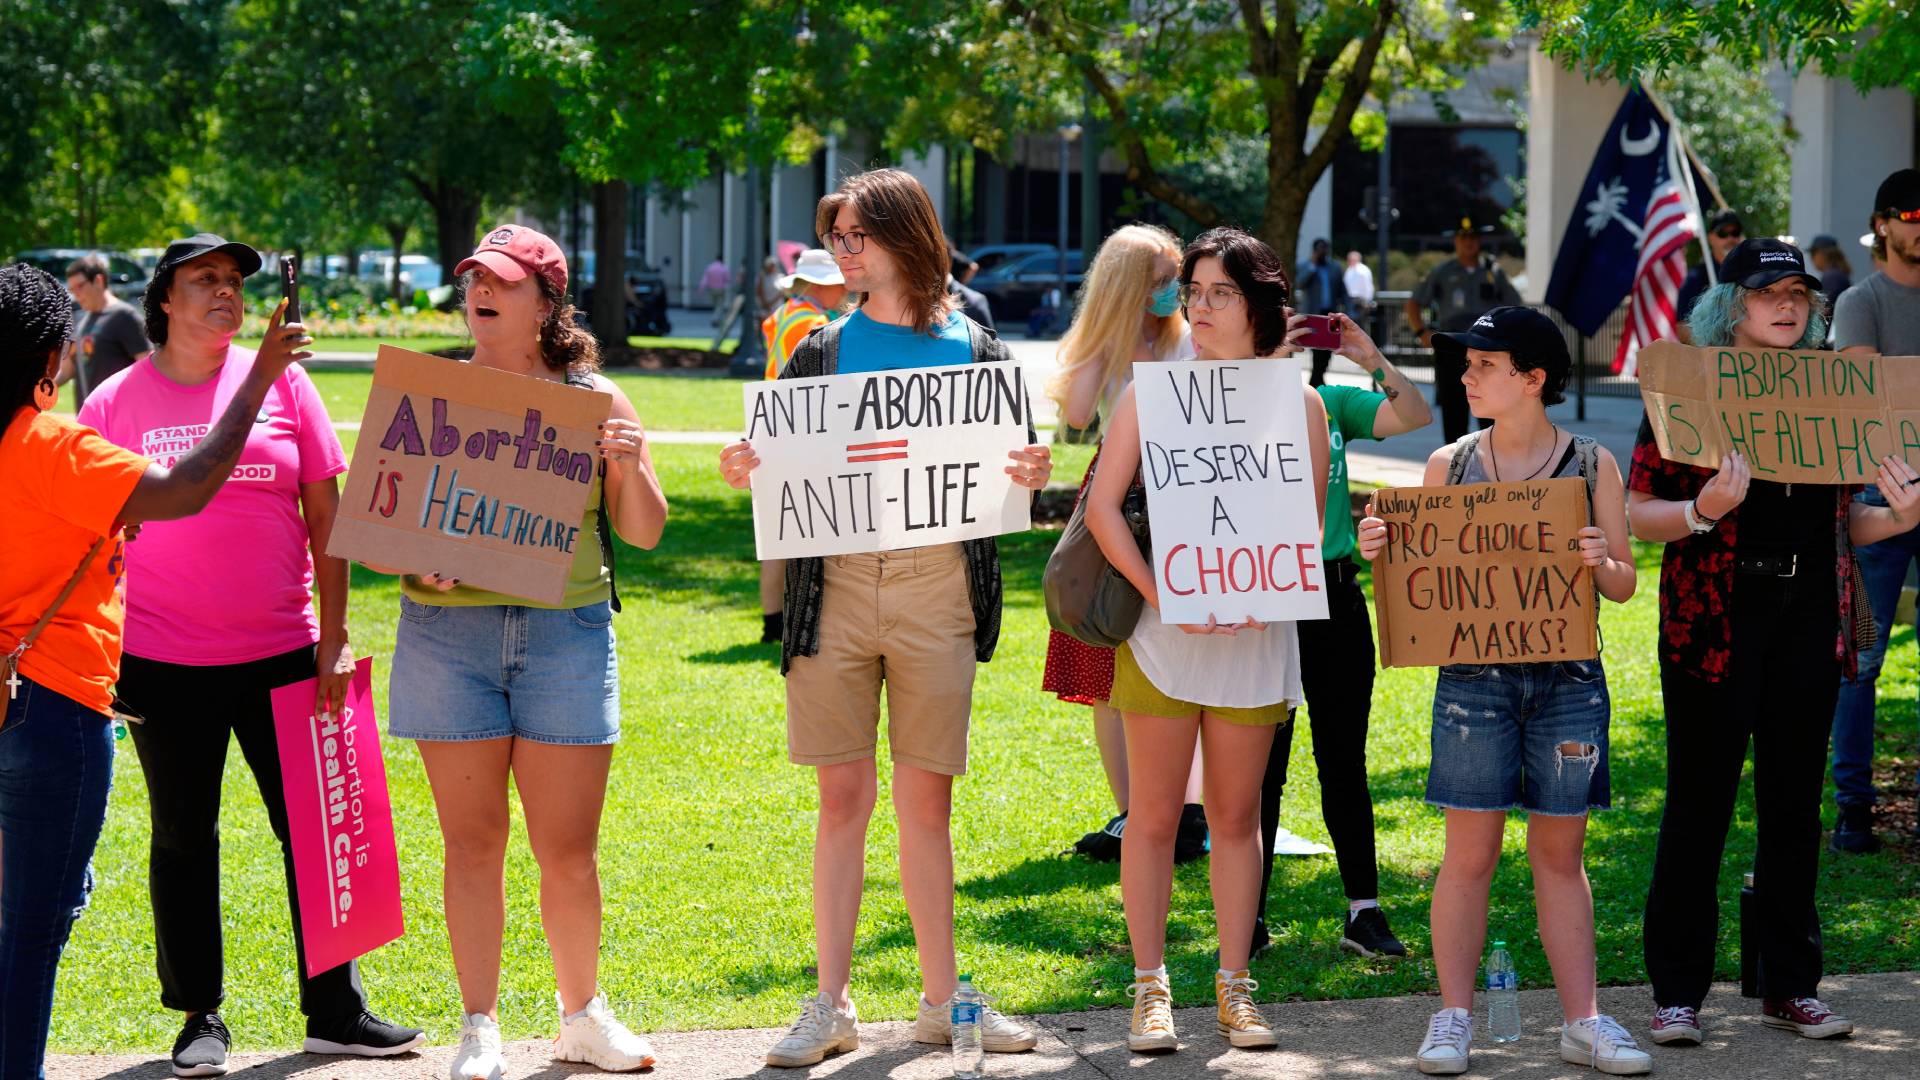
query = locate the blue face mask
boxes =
[1147,280,1180,317]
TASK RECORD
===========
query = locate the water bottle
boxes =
[1484,941,1522,1043]
[950,974,985,1078]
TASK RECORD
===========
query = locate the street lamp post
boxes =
[1057,123,1082,334]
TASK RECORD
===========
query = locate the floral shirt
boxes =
[1628,418,1859,682]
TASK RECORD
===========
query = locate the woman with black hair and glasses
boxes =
[0,261,311,1080]
[1085,226,1328,1055]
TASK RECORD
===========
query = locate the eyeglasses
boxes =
[823,230,869,255]
[1712,228,1743,240]
[1880,207,1920,224]
[1177,283,1245,310]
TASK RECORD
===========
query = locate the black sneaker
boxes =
[302,1009,425,1058]
[1174,803,1210,863]
[1830,803,1881,854]
[170,1011,229,1078]
[760,612,784,644]
[1250,918,1272,958]
[1073,812,1127,861]
[1340,906,1408,958]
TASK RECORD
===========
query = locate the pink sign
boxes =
[271,657,405,976]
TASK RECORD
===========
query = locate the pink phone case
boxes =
[1299,315,1341,351]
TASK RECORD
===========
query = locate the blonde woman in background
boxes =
[1042,223,1207,864]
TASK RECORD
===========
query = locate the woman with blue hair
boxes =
[1630,238,1920,1047]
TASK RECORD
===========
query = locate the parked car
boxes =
[576,251,672,337]
[15,248,149,301]
[972,248,1084,323]
[965,243,1053,276]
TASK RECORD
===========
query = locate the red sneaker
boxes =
[1649,1005,1702,1045]
[1761,997,1854,1039]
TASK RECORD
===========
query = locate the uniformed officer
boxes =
[1404,217,1522,442]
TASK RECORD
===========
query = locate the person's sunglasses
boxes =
[823,230,869,255]
[1712,228,1743,240]
[1880,207,1920,224]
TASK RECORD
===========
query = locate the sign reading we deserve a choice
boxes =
[1369,477,1597,668]
[1132,356,1328,625]
[328,346,612,604]
[1639,340,1920,484]
[743,359,1032,559]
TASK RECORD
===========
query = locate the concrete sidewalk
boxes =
[47,972,1920,1079]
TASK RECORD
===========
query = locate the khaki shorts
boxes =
[1109,642,1293,727]
[785,544,977,775]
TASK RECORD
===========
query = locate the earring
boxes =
[33,376,56,411]
[536,327,543,344]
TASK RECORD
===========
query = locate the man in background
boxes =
[58,254,149,409]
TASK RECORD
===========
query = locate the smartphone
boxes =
[1298,313,1341,351]
[280,255,302,325]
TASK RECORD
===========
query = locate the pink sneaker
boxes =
[1761,997,1853,1039]
[1649,1005,1702,1045]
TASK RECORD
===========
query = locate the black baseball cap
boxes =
[1874,168,1920,216]
[1432,306,1570,378]
[155,232,263,278]
[1718,237,1818,291]
[1707,209,1744,234]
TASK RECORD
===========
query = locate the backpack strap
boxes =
[1572,434,1600,524]
[566,368,621,613]
[1444,430,1484,486]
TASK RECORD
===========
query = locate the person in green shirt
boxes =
[1250,308,1431,959]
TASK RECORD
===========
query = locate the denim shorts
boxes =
[1425,658,1611,816]
[388,596,620,745]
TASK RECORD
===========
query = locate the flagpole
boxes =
[1644,83,1723,288]
[1642,85,1728,212]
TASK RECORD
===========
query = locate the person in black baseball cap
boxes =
[1681,237,1829,349]
[141,233,264,350]
[1675,209,1745,330]
[1357,302,1645,1075]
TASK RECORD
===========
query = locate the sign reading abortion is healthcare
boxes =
[329,346,613,603]
[743,359,1033,558]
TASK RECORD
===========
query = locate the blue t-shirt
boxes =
[835,309,972,373]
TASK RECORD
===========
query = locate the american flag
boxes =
[1612,174,1698,377]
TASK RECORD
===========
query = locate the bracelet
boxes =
[1683,500,1718,534]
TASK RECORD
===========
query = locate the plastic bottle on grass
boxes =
[951,973,985,1077]
[1485,941,1522,1042]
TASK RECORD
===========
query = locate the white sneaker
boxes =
[914,990,1038,1052]
[1417,1008,1474,1075]
[553,992,657,1072]
[1561,1014,1653,1075]
[450,1014,505,1080]
[765,992,860,1068]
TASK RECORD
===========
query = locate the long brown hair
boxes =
[814,168,956,336]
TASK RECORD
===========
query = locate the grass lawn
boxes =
[48,441,1920,1055]
[308,369,759,444]
[237,335,735,356]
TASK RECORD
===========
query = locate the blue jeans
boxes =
[0,676,115,1080]
[1831,490,1920,808]
[1425,659,1612,816]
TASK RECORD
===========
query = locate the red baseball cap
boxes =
[456,224,567,292]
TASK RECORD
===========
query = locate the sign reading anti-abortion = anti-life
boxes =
[328,346,612,603]
[743,359,1033,559]
[1639,340,1920,484]
[271,657,405,977]
[1368,478,1598,668]
[1132,356,1328,624]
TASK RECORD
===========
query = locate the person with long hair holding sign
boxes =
[77,235,423,1074]
[1630,238,1920,1047]
[1084,227,1328,1054]
[1,262,316,1080]
[1042,223,1210,864]
[1356,307,1646,1075]
[365,225,668,1080]
[718,168,1051,1068]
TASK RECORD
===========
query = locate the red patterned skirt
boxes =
[1041,443,1117,705]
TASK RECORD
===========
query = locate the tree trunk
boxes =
[430,187,482,310]
[345,247,361,279]
[592,179,631,351]
[385,221,409,305]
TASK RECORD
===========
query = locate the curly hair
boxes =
[142,261,178,346]
[1179,227,1292,355]
[2,263,77,415]
[1685,282,1830,350]
[458,270,600,373]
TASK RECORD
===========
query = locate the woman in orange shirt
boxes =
[0,263,313,1080]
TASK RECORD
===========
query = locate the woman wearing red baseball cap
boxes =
[359,225,669,1079]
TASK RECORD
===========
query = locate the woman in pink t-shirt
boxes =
[78,235,422,1074]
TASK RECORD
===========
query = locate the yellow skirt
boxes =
[1109,642,1293,726]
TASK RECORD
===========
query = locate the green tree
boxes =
[1656,57,1793,241]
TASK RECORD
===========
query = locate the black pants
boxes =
[1257,564,1381,922]
[1642,566,1836,1008]
[1434,349,1478,444]
[1309,349,1333,387]
[118,646,366,1019]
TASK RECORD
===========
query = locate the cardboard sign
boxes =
[743,360,1032,558]
[1639,340,1920,484]
[271,658,404,977]
[328,346,612,603]
[1133,356,1329,624]
[1369,478,1598,668]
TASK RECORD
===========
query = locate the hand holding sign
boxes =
[1879,455,1920,523]
[1006,444,1053,489]
[1695,451,1751,520]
